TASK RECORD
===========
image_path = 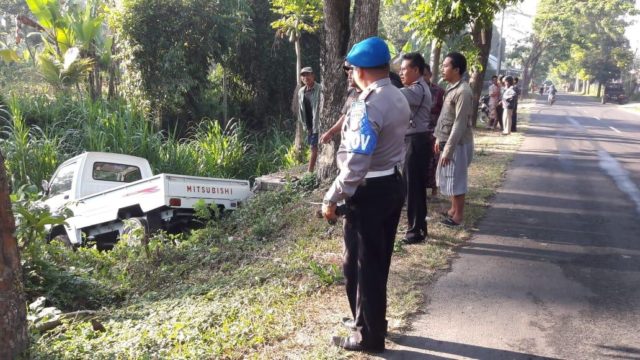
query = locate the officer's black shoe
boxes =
[331,336,384,353]
[341,317,388,336]
[341,317,356,330]
[401,236,424,244]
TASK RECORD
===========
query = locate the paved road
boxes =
[379,94,640,359]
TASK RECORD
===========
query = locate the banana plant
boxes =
[23,0,114,97]
[37,46,93,90]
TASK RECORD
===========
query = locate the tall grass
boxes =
[0,97,62,188]
[0,95,298,189]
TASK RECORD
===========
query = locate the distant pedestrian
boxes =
[424,65,445,197]
[511,77,521,132]
[297,67,323,172]
[488,75,500,130]
[434,52,474,228]
[501,76,516,135]
[496,75,505,131]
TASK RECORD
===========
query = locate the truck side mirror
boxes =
[41,179,50,194]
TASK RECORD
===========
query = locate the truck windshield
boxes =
[50,162,76,196]
[93,162,142,183]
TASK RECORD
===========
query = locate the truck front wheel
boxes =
[51,234,74,250]
[120,217,149,247]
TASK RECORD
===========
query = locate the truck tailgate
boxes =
[164,174,251,209]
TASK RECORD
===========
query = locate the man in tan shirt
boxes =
[434,52,474,227]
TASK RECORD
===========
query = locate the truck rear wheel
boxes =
[120,217,149,247]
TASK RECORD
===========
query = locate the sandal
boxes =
[440,217,461,227]
[440,211,452,218]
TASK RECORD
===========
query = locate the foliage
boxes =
[114,0,251,130]
[514,0,636,93]
[0,95,298,190]
[379,0,412,53]
[22,0,115,95]
[0,97,62,188]
[308,260,342,286]
[292,171,319,192]
[270,0,323,42]
[36,46,93,90]
[24,186,325,358]
[9,184,66,248]
[403,0,516,49]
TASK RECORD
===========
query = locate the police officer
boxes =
[399,52,432,243]
[322,36,410,353]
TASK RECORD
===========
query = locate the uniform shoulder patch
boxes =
[345,100,377,155]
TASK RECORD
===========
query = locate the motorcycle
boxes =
[478,95,490,123]
[548,91,557,106]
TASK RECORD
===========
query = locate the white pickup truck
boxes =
[42,152,252,249]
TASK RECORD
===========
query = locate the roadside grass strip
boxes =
[29,110,528,359]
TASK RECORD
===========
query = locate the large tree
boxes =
[0,151,28,359]
[518,0,636,97]
[115,0,248,131]
[316,0,379,181]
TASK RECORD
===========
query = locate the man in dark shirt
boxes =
[297,67,323,172]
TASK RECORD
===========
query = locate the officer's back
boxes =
[339,80,409,172]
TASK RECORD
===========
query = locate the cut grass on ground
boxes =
[28,110,529,359]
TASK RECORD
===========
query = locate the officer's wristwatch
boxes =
[322,199,335,206]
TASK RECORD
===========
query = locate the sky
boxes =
[626,0,640,51]
[498,0,640,52]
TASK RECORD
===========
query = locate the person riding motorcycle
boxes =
[548,84,557,105]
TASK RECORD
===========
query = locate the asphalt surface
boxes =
[378,94,640,359]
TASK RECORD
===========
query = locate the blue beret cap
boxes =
[346,36,390,68]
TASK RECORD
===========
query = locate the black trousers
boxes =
[404,132,430,240]
[496,105,504,130]
[343,172,404,348]
[511,99,518,132]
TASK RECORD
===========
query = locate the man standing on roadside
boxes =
[399,52,432,244]
[298,67,322,172]
[511,76,521,132]
[323,36,409,353]
[434,52,474,228]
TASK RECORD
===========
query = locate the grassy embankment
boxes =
[27,108,530,359]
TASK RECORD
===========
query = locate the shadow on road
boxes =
[380,335,560,360]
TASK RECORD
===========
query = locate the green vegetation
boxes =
[0,0,548,355]
[0,95,298,189]
[14,107,529,359]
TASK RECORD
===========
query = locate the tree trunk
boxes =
[0,152,28,359]
[429,39,441,84]
[470,20,493,127]
[597,82,602,98]
[349,0,380,47]
[521,38,545,99]
[316,0,352,182]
